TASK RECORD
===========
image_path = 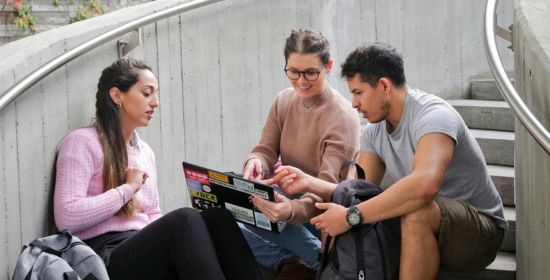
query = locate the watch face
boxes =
[348,212,361,225]
[347,206,362,226]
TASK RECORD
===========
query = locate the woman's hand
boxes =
[126,167,148,193]
[267,166,313,195]
[250,192,292,222]
[243,158,263,181]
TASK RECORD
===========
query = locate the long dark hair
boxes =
[95,58,152,216]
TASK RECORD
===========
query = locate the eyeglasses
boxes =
[284,68,322,81]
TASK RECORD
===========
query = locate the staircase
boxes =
[437,79,517,279]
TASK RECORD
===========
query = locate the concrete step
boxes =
[470,79,506,101]
[437,252,516,280]
[502,206,516,253]
[487,165,515,206]
[448,99,514,132]
[471,129,514,166]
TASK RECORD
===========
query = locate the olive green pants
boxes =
[435,197,505,272]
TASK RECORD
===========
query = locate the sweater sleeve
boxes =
[317,110,361,183]
[288,101,361,223]
[247,93,286,178]
[287,193,324,224]
[54,131,132,232]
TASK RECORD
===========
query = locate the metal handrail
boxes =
[484,0,550,154]
[0,0,222,113]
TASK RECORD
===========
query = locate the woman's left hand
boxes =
[250,192,292,222]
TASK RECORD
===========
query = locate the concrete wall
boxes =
[513,0,550,279]
[0,0,513,277]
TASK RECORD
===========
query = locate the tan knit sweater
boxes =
[247,83,360,223]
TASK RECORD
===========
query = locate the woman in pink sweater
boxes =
[54,58,260,280]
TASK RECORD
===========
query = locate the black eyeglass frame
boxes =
[283,68,323,81]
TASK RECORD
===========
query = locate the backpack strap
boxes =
[30,229,73,256]
[63,271,79,280]
[316,234,333,280]
[83,274,100,280]
[339,161,366,181]
[355,163,365,180]
[352,228,366,279]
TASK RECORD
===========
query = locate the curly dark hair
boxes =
[341,42,406,87]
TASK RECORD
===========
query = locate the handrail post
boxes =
[118,29,142,58]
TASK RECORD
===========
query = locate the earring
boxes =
[116,103,121,109]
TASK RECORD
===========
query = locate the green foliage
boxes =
[1,0,37,34]
[1,0,107,35]
[14,5,36,34]
[69,0,105,23]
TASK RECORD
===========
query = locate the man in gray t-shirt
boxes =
[268,43,507,279]
[361,87,507,229]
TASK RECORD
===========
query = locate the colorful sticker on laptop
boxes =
[252,189,269,200]
[233,178,255,193]
[185,169,209,185]
[190,189,218,203]
[254,212,272,231]
[192,197,218,209]
[232,178,269,199]
[225,202,255,225]
[208,171,229,183]
[185,179,203,192]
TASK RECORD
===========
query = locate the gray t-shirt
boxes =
[361,88,507,229]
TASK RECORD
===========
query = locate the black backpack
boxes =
[317,169,401,280]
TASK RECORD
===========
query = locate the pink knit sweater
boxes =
[53,126,161,240]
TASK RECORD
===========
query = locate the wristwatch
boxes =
[346,205,363,228]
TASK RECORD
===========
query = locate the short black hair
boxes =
[284,28,330,66]
[340,42,406,87]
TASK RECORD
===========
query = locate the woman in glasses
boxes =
[241,28,360,279]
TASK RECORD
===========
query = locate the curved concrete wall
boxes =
[513,0,550,279]
[0,0,513,277]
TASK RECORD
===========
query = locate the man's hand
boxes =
[266,165,312,195]
[243,158,263,181]
[310,203,351,237]
[250,192,292,222]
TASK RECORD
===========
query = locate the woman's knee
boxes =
[162,207,204,230]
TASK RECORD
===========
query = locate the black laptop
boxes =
[182,161,284,233]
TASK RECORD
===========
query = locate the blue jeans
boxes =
[239,222,321,271]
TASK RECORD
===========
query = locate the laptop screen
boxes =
[182,161,283,233]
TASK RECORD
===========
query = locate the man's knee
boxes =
[400,201,440,234]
